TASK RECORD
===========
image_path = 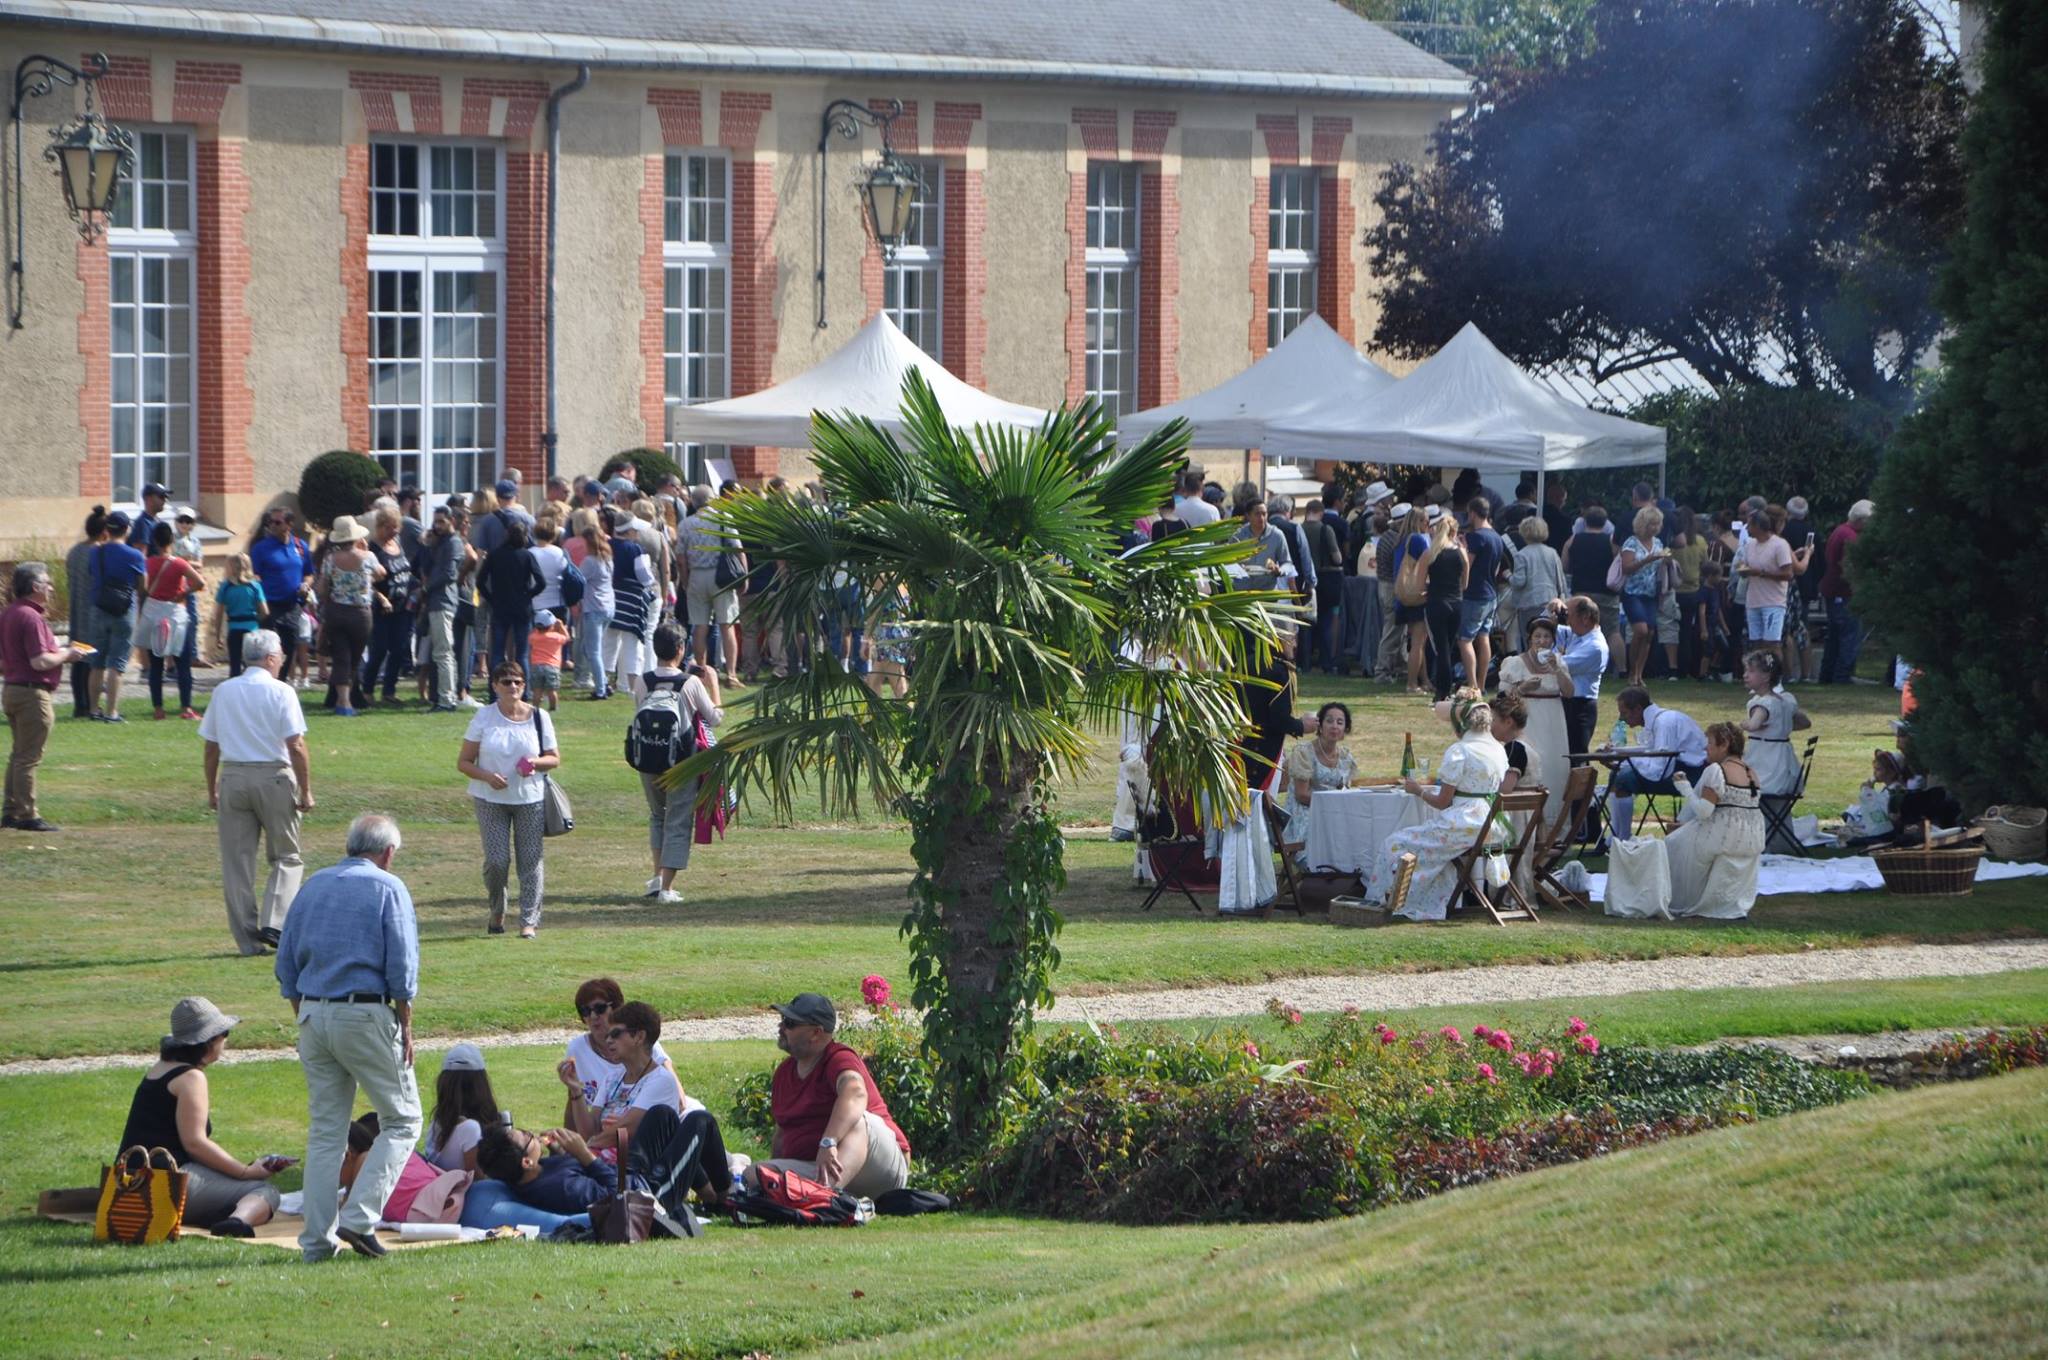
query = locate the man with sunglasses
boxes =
[751,993,911,1198]
[251,510,314,675]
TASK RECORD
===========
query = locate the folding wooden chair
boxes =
[1448,792,1539,926]
[1133,786,1206,914]
[1535,765,1600,911]
[1260,797,1304,919]
[1494,788,1552,920]
[1759,735,1821,857]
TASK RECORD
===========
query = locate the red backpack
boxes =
[728,1164,868,1227]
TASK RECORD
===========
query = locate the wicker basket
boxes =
[1871,843,1986,896]
[1330,896,1389,928]
[1976,806,2047,863]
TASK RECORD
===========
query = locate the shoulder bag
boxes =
[93,544,136,616]
[589,1130,655,1244]
[95,1146,188,1245]
[532,710,574,836]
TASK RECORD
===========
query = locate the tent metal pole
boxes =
[1536,469,1545,514]
[1658,463,1667,499]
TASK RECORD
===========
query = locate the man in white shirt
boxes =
[1173,469,1221,528]
[198,629,313,954]
[1606,686,1709,837]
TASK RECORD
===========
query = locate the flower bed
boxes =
[731,986,1879,1222]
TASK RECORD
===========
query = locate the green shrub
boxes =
[1565,1041,1871,1123]
[601,447,687,492]
[297,450,385,530]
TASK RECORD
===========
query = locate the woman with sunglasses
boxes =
[455,659,560,937]
[555,978,677,1144]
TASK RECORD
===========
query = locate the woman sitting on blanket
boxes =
[116,997,285,1237]
[421,1044,501,1172]
[1363,688,1511,922]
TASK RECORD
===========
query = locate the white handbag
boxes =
[1603,838,1672,919]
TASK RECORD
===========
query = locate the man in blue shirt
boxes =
[250,509,314,654]
[84,511,148,722]
[126,482,169,548]
[1554,594,1610,758]
[1459,496,1506,691]
[275,813,421,1263]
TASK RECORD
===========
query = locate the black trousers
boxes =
[1425,598,1461,700]
[70,660,92,716]
[628,1105,731,1210]
[1562,696,1598,757]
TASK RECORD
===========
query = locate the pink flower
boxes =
[1567,1017,1589,1037]
[1242,1040,1260,1059]
[1286,1008,1304,1027]
[1343,1004,1361,1017]
[1487,1029,1515,1053]
[1474,1024,1493,1040]
[1439,1026,1464,1046]
[1378,1028,1398,1046]
[1474,1062,1498,1084]
[1576,1035,1600,1055]
[860,974,892,1008]
[1420,1084,1435,1096]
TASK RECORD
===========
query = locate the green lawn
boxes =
[1,674,2036,1061]
[4,1020,2041,1358]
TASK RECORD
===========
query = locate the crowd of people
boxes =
[119,810,913,1257]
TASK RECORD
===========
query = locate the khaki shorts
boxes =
[758,1111,909,1199]
[685,574,740,628]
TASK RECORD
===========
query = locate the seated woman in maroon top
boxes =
[749,992,911,1199]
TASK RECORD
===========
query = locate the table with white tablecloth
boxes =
[1300,786,1425,875]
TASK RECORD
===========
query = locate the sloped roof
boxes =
[0,0,1470,97]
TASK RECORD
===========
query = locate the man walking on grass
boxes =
[275,812,420,1263]
[200,629,312,954]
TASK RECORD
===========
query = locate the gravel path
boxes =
[7,939,2046,1078]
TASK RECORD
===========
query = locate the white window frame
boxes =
[366,139,506,497]
[1084,161,1142,417]
[1267,167,1319,350]
[883,158,944,360]
[662,150,732,483]
[106,126,198,508]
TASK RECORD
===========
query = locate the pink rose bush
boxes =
[861,974,894,1009]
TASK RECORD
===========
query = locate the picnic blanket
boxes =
[1587,853,2048,904]
[37,1189,533,1252]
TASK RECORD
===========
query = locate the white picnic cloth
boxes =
[1588,853,2048,903]
[1301,787,1425,875]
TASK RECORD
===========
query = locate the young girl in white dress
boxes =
[1740,649,1812,852]
[1365,689,1511,922]
[1663,722,1766,919]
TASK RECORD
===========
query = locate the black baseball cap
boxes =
[771,993,836,1031]
[141,482,169,499]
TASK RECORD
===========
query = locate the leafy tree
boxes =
[666,375,1282,1144]
[1859,0,2048,809]
[1364,0,1965,406]
[296,450,383,530]
[601,447,688,492]
[1342,0,1599,71]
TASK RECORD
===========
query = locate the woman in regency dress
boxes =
[1278,701,1357,865]
[1661,721,1766,919]
[1364,689,1511,922]
[1498,613,1572,827]
[1740,648,1811,851]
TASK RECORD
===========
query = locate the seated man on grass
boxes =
[751,993,912,1198]
[476,1103,732,1233]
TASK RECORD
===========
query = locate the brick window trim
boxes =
[1251,115,1356,353]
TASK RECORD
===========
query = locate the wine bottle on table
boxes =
[1400,731,1416,782]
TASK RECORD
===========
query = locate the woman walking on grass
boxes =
[456,660,560,939]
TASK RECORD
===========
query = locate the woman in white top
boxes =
[528,516,570,612]
[421,1043,499,1173]
[1497,614,1573,828]
[1365,690,1512,922]
[1662,721,1766,919]
[557,977,681,1149]
[638,624,725,903]
[562,1001,703,1158]
[455,660,560,937]
[1278,702,1356,864]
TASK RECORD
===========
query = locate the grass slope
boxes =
[848,1067,2048,1360]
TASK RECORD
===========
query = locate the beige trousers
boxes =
[3,684,54,822]
[217,761,303,954]
[295,999,420,1259]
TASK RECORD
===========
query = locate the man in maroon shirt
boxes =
[2,563,84,831]
[751,993,910,1197]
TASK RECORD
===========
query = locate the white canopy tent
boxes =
[1115,314,1395,450]
[665,312,1049,447]
[1262,322,1667,492]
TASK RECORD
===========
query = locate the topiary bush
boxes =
[600,447,687,492]
[297,450,385,530]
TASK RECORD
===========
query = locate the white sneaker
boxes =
[647,875,662,893]
[457,694,482,709]
[654,888,683,904]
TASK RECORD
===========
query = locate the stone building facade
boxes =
[0,1,1464,549]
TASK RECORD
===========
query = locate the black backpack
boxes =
[624,673,698,774]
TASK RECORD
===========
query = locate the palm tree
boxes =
[667,371,1285,1144]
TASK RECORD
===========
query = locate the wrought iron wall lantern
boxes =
[10,52,134,329]
[814,97,925,330]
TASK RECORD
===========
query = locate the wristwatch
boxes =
[817,1137,837,1151]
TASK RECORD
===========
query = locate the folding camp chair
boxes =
[1760,735,1821,857]
[1494,788,1552,921]
[1260,797,1304,919]
[1448,792,1539,926]
[1535,766,1599,911]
